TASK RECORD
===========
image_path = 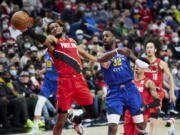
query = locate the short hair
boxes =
[103,28,117,36]
[47,19,65,34]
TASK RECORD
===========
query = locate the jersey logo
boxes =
[60,43,77,48]
[112,57,122,67]
[111,56,125,72]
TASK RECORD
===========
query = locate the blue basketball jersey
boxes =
[101,52,134,86]
[44,52,58,81]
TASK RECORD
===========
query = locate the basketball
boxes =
[11,11,33,31]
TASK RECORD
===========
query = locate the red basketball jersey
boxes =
[133,78,154,106]
[49,38,83,75]
[144,58,164,89]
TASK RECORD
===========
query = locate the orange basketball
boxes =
[11,11,33,31]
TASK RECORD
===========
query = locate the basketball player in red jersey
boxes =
[124,57,160,135]
[21,19,99,135]
[144,38,176,135]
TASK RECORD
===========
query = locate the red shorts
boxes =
[124,110,150,135]
[150,90,164,114]
[56,74,93,111]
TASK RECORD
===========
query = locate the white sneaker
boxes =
[68,111,84,135]
[28,127,39,135]
[169,110,179,115]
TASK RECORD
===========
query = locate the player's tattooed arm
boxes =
[77,46,97,62]
[97,47,130,63]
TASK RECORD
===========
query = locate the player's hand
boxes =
[169,91,176,105]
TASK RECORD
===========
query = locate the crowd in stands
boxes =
[0,0,179,133]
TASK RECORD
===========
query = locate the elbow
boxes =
[97,57,104,63]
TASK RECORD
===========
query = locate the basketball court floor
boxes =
[10,119,180,135]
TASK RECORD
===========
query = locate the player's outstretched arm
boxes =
[22,28,57,51]
[97,47,149,69]
[77,46,97,62]
[97,47,130,63]
[160,61,176,104]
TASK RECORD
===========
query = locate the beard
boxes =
[55,33,63,38]
[103,43,112,51]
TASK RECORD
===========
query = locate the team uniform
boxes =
[124,78,155,135]
[144,58,164,113]
[48,38,93,111]
[101,51,143,124]
[40,52,58,99]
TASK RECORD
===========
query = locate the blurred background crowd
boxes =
[0,0,180,133]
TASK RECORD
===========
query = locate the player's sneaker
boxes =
[28,126,39,135]
[24,119,34,128]
[68,110,84,135]
[38,120,45,128]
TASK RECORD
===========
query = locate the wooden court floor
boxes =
[10,119,180,135]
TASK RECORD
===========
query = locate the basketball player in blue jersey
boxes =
[40,51,58,100]
[97,28,150,135]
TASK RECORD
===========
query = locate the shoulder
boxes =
[69,38,77,43]
[159,59,168,69]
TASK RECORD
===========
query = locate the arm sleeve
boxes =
[23,28,46,44]
[146,98,160,108]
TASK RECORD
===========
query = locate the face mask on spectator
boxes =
[10,70,17,76]
[2,24,8,30]
[135,47,141,52]
[172,69,178,74]
[172,37,179,43]
[65,5,71,10]
[79,6,85,11]
[92,7,97,11]
[3,33,10,39]
[24,43,31,48]
[28,69,35,74]
[77,35,83,40]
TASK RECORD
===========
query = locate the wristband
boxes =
[135,59,149,69]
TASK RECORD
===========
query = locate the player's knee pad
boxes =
[107,114,120,124]
[132,114,144,124]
